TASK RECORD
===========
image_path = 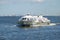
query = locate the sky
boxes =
[0,0,60,16]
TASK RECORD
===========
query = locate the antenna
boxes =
[26,12,31,16]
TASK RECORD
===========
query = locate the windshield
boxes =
[22,18,26,20]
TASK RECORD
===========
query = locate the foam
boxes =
[31,23,56,27]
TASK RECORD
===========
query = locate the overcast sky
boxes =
[0,0,60,16]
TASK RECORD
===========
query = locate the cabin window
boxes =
[30,18,33,21]
[22,18,26,20]
[27,18,29,21]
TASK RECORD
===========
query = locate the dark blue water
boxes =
[0,16,60,40]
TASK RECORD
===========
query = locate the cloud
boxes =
[0,0,45,4]
[0,0,17,4]
[32,0,44,3]
[0,0,9,4]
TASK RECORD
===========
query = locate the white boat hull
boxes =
[17,21,55,27]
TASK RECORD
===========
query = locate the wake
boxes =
[11,23,60,28]
[32,23,60,27]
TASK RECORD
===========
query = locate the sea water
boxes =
[0,16,60,40]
